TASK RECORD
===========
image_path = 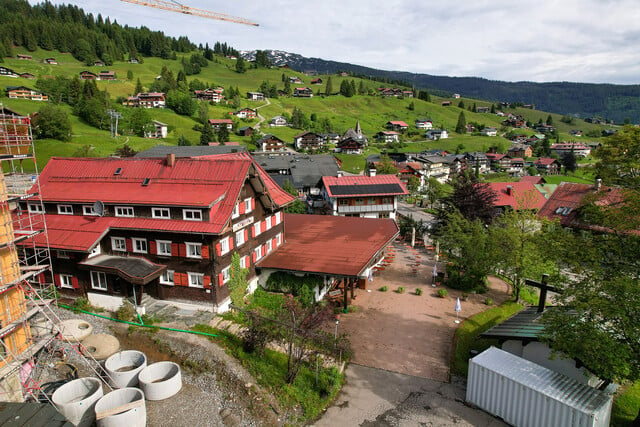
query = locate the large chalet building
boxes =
[21,154,294,313]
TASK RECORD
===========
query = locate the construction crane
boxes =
[119,0,259,26]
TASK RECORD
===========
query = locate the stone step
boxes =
[209,317,224,328]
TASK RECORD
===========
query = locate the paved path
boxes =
[254,97,271,130]
[315,364,506,427]
[397,201,436,227]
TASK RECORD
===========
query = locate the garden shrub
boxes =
[116,301,135,321]
[397,286,405,294]
[265,272,323,305]
[379,286,388,292]
[438,289,448,298]
[484,298,494,306]
[415,288,423,296]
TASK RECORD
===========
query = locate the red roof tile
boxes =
[520,176,545,184]
[388,121,408,127]
[488,182,547,210]
[257,214,399,276]
[534,157,557,166]
[322,175,409,198]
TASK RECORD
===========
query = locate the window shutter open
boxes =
[171,243,179,256]
[125,239,133,252]
[218,273,224,287]
[272,238,277,249]
[244,255,250,268]
[178,244,186,258]
[261,221,266,232]
[244,229,248,241]
[71,277,79,289]
[251,198,255,211]
[203,275,211,289]
[228,236,234,250]
[149,241,157,255]
[216,242,222,256]
[201,245,209,259]
[176,273,186,286]
[252,252,257,263]
[53,274,61,288]
[239,202,245,215]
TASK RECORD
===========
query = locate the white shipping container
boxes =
[466,347,612,427]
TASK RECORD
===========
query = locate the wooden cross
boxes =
[525,274,562,313]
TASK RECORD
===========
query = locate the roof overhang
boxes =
[78,255,166,285]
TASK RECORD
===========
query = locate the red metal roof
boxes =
[257,214,399,276]
[208,119,233,124]
[488,182,547,210]
[388,121,408,126]
[520,176,545,185]
[534,157,557,165]
[322,175,409,198]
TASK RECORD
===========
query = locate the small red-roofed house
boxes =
[386,121,409,132]
[534,158,560,175]
[487,182,547,212]
[208,119,233,131]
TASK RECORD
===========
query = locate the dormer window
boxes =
[183,209,202,221]
[152,208,170,219]
[115,206,134,217]
[57,204,73,215]
[232,204,240,219]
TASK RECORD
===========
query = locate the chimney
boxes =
[166,153,176,167]
[337,170,343,178]
[594,178,602,191]
[506,185,512,196]
[369,168,377,177]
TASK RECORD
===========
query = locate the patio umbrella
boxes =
[454,297,462,323]
[432,263,438,287]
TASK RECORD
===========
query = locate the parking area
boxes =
[334,239,511,382]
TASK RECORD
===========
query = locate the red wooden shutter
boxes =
[252,252,257,263]
[125,239,133,252]
[36,273,45,284]
[261,221,266,232]
[251,198,255,211]
[228,236,234,250]
[244,229,248,242]
[171,243,179,256]
[239,202,245,215]
[272,238,277,249]
[251,224,256,238]
[203,275,211,289]
[218,273,224,287]
[71,277,79,289]
[201,245,209,259]
[178,244,186,258]
[216,242,222,256]
[53,274,61,288]
[244,255,250,267]
[149,241,157,255]
[176,273,186,286]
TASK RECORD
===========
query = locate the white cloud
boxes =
[34,0,640,84]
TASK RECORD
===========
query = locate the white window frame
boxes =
[83,205,97,216]
[276,233,282,246]
[253,222,261,237]
[235,230,245,247]
[266,240,273,253]
[183,209,202,221]
[254,246,263,261]
[220,238,230,256]
[115,206,134,217]
[244,198,252,213]
[111,237,126,252]
[90,271,107,290]
[188,272,204,288]
[28,203,43,213]
[275,211,282,224]
[240,256,248,269]
[186,242,202,259]
[132,238,147,254]
[232,204,240,219]
[156,240,171,256]
[221,266,231,284]
[159,270,174,286]
[266,216,272,230]
[60,274,73,289]
[152,207,170,219]
[57,204,73,215]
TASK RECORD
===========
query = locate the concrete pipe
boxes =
[138,361,182,400]
[51,377,103,427]
[95,387,146,427]
[59,319,93,342]
[30,315,52,337]
[81,334,120,361]
[104,350,147,388]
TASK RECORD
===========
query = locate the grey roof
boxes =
[256,154,340,189]
[136,145,246,158]
[257,134,284,144]
[480,307,546,341]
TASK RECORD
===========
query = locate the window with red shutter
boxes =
[71,277,79,289]
[261,221,266,233]
[125,239,133,252]
[149,241,157,255]
[216,242,222,256]
[239,202,245,215]
[252,252,257,263]
[244,229,248,242]
[201,245,209,259]
[171,243,179,256]
[218,273,224,287]
[203,275,211,289]
[179,244,187,257]
[272,238,277,249]
[228,236,234,250]
[251,198,255,211]
[53,274,61,288]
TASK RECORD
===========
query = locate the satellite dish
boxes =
[92,200,105,217]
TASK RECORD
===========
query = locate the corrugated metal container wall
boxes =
[466,347,612,427]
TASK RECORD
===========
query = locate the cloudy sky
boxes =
[37,0,640,84]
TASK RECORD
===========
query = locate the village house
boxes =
[441,101,451,107]
[507,143,533,159]
[98,71,116,81]
[257,154,340,197]
[310,78,323,85]
[340,121,368,145]
[374,131,400,143]
[335,138,365,154]
[569,129,582,137]
[44,57,58,65]
[425,129,449,140]
[321,133,340,145]
[257,134,287,153]
[481,127,498,136]
[321,174,409,219]
[93,61,105,67]
[79,71,98,80]
[509,158,525,175]
[126,92,166,108]
[144,120,168,139]
[288,76,303,84]
[550,143,591,158]
[385,121,409,132]
[476,106,490,113]
[487,182,547,212]
[16,54,32,60]
[232,108,257,120]
[195,88,224,103]
[246,92,265,101]
[237,126,254,137]
[534,158,560,175]
[452,93,461,99]
[465,152,490,173]
[19,154,294,313]
[6,86,48,101]
[19,73,35,79]
[485,153,511,171]
[208,119,233,131]
[413,154,451,183]
[293,87,313,97]
[269,116,288,127]
[415,119,433,130]
[397,162,426,190]
[534,123,555,134]
[0,67,18,78]
[293,131,325,151]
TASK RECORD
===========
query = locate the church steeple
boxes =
[355,120,362,136]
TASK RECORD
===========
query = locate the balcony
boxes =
[337,204,394,214]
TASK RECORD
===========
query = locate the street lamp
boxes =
[334,320,340,340]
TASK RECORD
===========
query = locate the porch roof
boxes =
[78,255,166,285]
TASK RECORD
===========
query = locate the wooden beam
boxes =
[95,399,144,420]
[342,279,348,311]
[350,277,355,300]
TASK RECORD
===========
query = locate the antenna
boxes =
[93,200,105,217]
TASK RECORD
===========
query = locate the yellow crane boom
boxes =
[119,0,258,26]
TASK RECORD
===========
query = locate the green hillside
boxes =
[1,46,613,173]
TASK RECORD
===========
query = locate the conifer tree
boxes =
[455,111,467,134]
[235,56,246,73]
[325,77,333,96]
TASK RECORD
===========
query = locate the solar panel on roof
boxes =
[330,183,403,196]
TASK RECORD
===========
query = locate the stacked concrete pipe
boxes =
[51,377,103,427]
[94,387,146,427]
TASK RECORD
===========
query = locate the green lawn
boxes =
[451,301,524,377]
[543,174,593,185]
[612,381,640,426]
